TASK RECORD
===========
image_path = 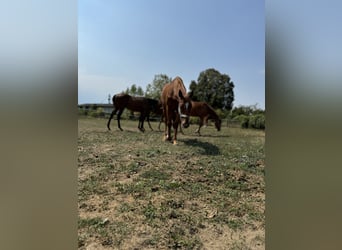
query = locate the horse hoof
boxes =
[173,140,177,145]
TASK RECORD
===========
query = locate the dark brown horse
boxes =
[160,76,192,144]
[107,93,159,132]
[189,101,221,135]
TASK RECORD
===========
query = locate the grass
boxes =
[78,116,265,249]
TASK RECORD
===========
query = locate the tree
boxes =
[190,68,235,110]
[231,105,265,117]
[130,84,137,95]
[136,86,144,96]
[124,84,144,96]
[145,74,172,100]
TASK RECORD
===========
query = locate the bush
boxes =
[78,108,88,116]
[232,115,249,129]
[89,107,105,118]
[248,114,265,130]
[232,114,265,130]
[215,109,227,120]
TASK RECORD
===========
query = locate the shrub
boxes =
[89,107,105,118]
[78,108,88,116]
[249,114,265,130]
[232,114,265,130]
[215,109,225,120]
[232,115,249,129]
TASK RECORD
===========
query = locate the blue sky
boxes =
[78,0,265,109]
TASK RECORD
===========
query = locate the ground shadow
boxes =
[180,138,220,155]
[187,134,231,138]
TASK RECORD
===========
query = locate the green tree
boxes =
[124,84,144,96]
[130,84,137,95]
[231,104,265,117]
[124,87,129,94]
[190,68,234,110]
[136,86,144,96]
[145,74,172,99]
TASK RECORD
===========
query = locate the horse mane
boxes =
[171,76,187,100]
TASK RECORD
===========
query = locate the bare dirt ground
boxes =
[78,117,265,249]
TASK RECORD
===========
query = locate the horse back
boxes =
[113,93,130,108]
[127,96,150,112]
[190,101,217,119]
[161,77,187,104]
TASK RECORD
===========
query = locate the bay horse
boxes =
[160,76,192,144]
[189,101,221,136]
[107,93,159,132]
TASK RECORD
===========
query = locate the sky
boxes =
[78,0,265,109]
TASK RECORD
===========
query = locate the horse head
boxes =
[215,118,222,131]
[177,90,193,128]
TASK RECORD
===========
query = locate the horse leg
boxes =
[179,122,184,134]
[166,118,172,141]
[146,114,153,131]
[176,115,184,135]
[195,118,203,135]
[172,115,179,145]
[163,108,171,141]
[195,125,202,136]
[138,114,145,132]
[107,108,118,130]
[158,114,164,131]
[117,109,124,131]
[138,118,142,131]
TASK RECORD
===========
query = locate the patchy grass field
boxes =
[78,116,265,249]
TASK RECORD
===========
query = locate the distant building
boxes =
[78,103,113,115]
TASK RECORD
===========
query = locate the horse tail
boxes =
[112,94,116,106]
[107,94,116,131]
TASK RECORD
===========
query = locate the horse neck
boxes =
[173,78,187,100]
[207,105,219,120]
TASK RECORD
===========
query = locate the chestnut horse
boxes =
[107,93,159,132]
[160,76,192,144]
[189,101,221,135]
[158,101,221,136]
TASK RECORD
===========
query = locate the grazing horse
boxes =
[107,93,159,132]
[189,101,221,136]
[160,76,192,144]
[158,101,221,136]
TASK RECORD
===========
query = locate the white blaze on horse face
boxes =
[185,102,189,112]
[178,103,188,118]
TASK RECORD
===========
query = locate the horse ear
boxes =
[178,90,184,99]
[188,91,193,98]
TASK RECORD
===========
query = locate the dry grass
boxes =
[78,116,265,249]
